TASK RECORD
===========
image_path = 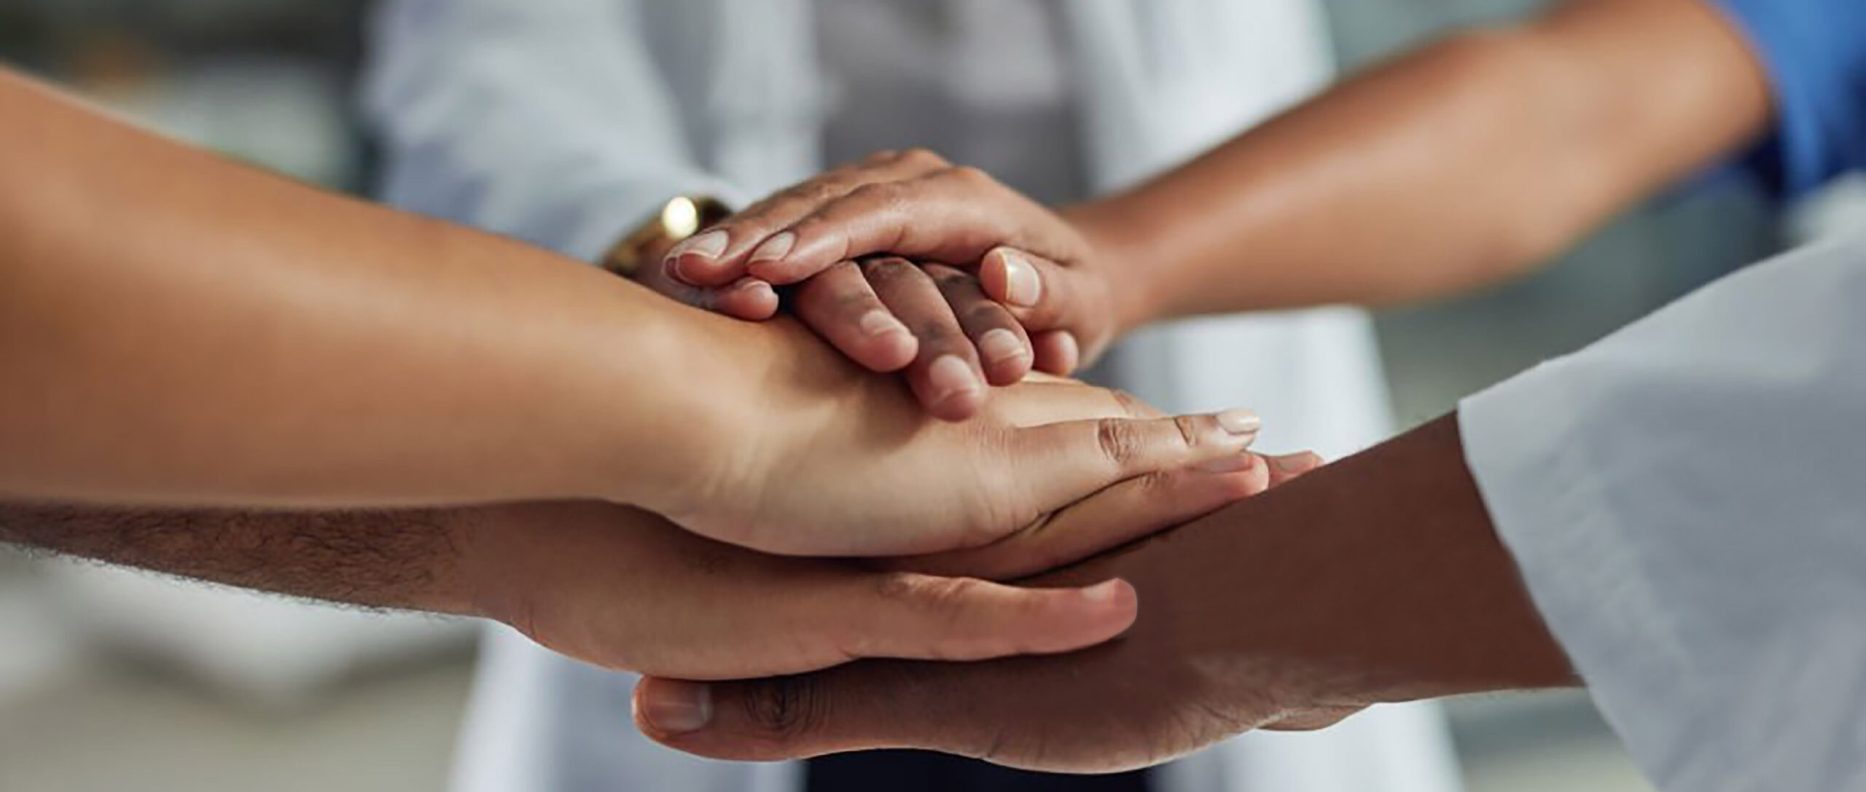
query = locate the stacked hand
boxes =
[599,151,1339,759]
[462,436,1304,682]
[650,318,1275,558]
[623,448,1361,769]
[561,315,1323,676]
[627,418,1573,772]
[652,150,1129,420]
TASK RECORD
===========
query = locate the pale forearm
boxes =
[1082,0,1770,324]
[0,69,735,509]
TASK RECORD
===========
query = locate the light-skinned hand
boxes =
[655,318,1264,558]
[461,442,1307,680]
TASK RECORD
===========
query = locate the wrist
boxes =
[1134,416,1574,712]
[1254,416,1575,704]
[449,502,579,631]
[575,289,753,513]
[439,506,505,621]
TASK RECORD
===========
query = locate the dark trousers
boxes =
[807,750,1151,792]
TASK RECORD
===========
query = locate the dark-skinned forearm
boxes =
[1209,415,1577,701]
[1076,0,1770,326]
[0,502,484,615]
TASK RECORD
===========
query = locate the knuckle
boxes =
[876,573,991,641]
[943,165,994,186]
[871,571,923,604]
[915,320,958,346]
[1171,415,1202,448]
[924,575,984,606]
[860,256,915,282]
[963,304,1009,329]
[1095,418,1144,466]
[900,147,948,168]
[800,180,845,205]
[846,181,908,213]
[1109,389,1147,418]
[740,675,828,740]
[1139,470,1177,497]
[929,266,973,290]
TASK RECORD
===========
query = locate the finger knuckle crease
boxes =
[1110,390,1144,417]
[742,675,827,739]
[1171,416,1201,447]
[1096,418,1143,465]
[945,165,992,185]
[862,257,912,280]
[963,305,1006,328]
[901,147,946,167]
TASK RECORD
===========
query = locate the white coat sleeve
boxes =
[1458,232,1866,792]
[360,0,741,260]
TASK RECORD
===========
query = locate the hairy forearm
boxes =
[1079,0,1770,323]
[0,68,739,508]
[0,502,480,614]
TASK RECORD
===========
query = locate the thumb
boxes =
[635,255,781,320]
[634,649,1160,774]
[980,247,1077,332]
[633,665,951,763]
[1011,410,1262,514]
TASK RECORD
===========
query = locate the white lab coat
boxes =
[362,2,1459,790]
[1461,231,1866,792]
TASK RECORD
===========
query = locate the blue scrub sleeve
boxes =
[1710,0,1866,199]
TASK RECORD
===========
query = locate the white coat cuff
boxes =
[1458,366,1719,791]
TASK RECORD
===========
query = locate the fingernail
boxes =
[748,232,796,263]
[997,249,1042,307]
[667,231,729,282]
[860,310,909,339]
[1196,454,1255,474]
[1081,579,1124,603]
[670,229,728,260]
[928,355,980,403]
[1217,409,1261,436]
[978,329,1029,366]
[1272,453,1318,474]
[637,679,713,735]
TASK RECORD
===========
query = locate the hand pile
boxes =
[472,150,1334,773]
[644,149,1135,419]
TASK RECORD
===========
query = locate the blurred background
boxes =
[0,1,1859,791]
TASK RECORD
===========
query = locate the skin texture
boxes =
[636,416,1576,770]
[0,500,1148,678]
[0,443,1314,682]
[648,0,1772,385]
[0,67,1273,558]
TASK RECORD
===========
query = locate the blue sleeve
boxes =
[1712,0,1866,199]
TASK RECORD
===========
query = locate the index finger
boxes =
[1006,411,1262,517]
[746,166,1089,286]
[664,150,950,288]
